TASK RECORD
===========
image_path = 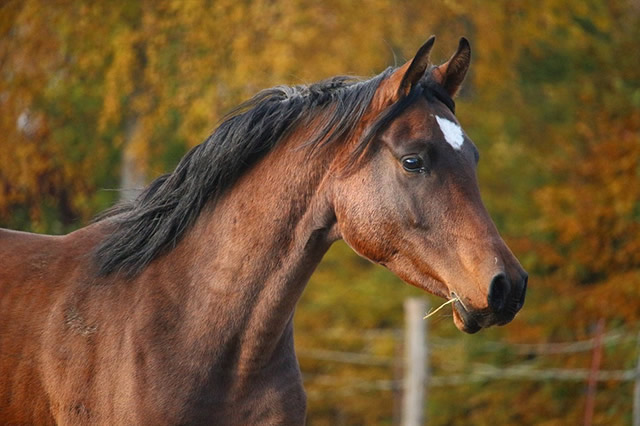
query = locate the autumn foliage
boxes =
[1,0,639,424]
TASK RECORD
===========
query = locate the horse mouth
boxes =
[452,298,482,334]
[451,295,519,333]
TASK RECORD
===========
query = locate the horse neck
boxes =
[157,133,340,372]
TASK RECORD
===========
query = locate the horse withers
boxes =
[0,36,527,424]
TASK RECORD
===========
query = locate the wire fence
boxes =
[299,339,639,384]
[297,319,640,425]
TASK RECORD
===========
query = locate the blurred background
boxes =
[1,0,639,424]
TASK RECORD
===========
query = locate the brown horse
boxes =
[0,37,527,424]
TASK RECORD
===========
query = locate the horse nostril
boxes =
[516,272,528,310]
[488,273,509,313]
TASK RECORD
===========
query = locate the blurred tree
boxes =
[1,0,639,424]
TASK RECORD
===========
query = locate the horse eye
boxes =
[402,156,425,173]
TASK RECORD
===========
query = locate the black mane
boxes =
[94,68,454,277]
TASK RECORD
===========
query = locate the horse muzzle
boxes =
[452,271,528,334]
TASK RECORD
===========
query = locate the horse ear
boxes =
[397,35,436,97]
[431,37,471,98]
[372,36,436,109]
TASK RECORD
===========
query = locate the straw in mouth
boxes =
[423,296,459,319]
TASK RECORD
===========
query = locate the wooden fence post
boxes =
[403,298,428,426]
[393,333,403,426]
[584,319,605,426]
[633,332,640,426]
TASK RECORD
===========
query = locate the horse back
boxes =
[0,227,72,300]
[0,226,100,424]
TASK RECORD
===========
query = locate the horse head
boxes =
[330,37,527,333]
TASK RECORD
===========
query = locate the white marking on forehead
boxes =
[435,116,464,151]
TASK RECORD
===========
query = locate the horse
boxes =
[0,36,527,424]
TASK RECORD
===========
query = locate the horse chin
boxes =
[452,302,482,334]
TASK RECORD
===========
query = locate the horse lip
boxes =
[451,292,469,311]
[497,317,512,326]
[452,299,482,334]
[451,288,521,332]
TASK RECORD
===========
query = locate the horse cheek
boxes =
[335,200,397,265]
